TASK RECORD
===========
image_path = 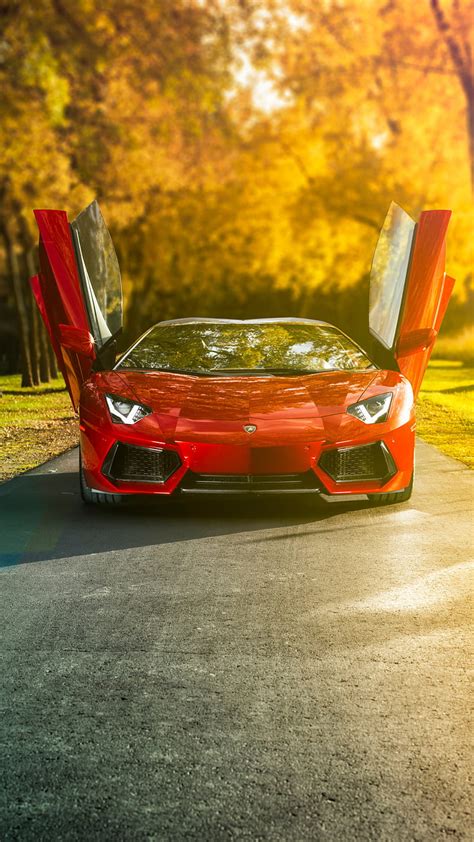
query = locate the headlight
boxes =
[105,394,152,425]
[347,392,393,424]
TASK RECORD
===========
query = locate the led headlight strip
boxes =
[105,394,152,425]
[347,392,393,424]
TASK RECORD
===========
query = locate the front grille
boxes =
[105,443,181,483]
[318,442,395,483]
[180,471,320,493]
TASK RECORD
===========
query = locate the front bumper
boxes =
[80,419,415,500]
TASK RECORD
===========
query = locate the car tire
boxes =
[79,450,122,506]
[368,472,414,506]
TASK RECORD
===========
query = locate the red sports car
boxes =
[30,200,453,506]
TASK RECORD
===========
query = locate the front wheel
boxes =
[368,472,413,506]
[79,451,122,506]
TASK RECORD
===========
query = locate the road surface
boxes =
[0,440,472,840]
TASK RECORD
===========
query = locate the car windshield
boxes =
[117,322,373,375]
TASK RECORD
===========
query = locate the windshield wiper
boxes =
[118,366,346,377]
[199,368,331,376]
[118,366,209,376]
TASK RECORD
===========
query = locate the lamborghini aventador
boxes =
[30,200,454,506]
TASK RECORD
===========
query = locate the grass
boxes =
[417,360,474,469]
[0,374,78,482]
[0,358,472,482]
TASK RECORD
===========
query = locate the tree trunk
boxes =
[29,294,41,385]
[49,343,58,379]
[430,0,474,191]
[24,244,41,385]
[467,87,474,193]
[38,320,51,383]
[2,224,34,387]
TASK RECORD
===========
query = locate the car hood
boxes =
[100,368,382,415]
[84,368,407,446]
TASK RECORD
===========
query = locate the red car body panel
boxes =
[394,209,452,397]
[78,367,414,497]
[29,200,453,502]
[32,209,96,410]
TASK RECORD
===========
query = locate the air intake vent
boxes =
[319,442,395,483]
[180,471,320,493]
[105,443,181,483]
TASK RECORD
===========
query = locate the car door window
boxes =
[70,200,123,349]
[369,202,415,351]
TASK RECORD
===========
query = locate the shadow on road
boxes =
[0,467,365,568]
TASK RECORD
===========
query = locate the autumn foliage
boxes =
[0,0,472,385]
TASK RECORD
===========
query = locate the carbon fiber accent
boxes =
[319,442,396,483]
[105,443,181,483]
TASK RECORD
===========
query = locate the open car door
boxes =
[369,202,454,397]
[31,200,123,411]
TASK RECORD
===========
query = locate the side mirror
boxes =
[59,324,96,359]
[396,328,437,358]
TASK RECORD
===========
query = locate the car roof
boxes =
[154,317,334,327]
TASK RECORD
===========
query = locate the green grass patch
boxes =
[0,374,78,481]
[417,361,473,468]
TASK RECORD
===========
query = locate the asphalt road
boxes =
[0,440,472,841]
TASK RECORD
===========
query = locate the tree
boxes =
[0,0,472,383]
[0,0,233,378]
[430,0,474,188]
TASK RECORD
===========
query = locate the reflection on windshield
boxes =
[369,202,415,350]
[71,200,123,348]
[118,322,373,374]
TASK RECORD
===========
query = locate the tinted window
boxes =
[71,200,123,348]
[369,202,415,350]
[118,322,372,374]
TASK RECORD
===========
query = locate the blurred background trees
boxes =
[0,0,472,385]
